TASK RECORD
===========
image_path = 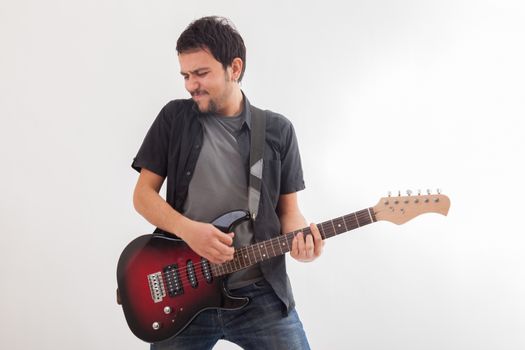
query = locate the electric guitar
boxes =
[116,191,450,343]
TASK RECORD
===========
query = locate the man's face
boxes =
[178,48,235,115]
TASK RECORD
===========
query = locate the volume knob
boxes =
[152,322,161,330]
[164,306,172,314]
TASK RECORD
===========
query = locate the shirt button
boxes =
[186,171,191,176]
[195,144,200,149]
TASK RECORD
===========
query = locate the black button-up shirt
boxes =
[132,95,305,313]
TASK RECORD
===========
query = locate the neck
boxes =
[220,87,244,116]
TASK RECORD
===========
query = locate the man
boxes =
[132,16,323,349]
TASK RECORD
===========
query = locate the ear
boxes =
[230,57,243,82]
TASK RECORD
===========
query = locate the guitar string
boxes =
[155,211,374,288]
[160,210,375,287]
[149,195,443,287]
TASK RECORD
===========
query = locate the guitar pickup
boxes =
[163,264,184,297]
[201,258,213,284]
[186,260,198,288]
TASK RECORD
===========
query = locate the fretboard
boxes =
[211,208,376,277]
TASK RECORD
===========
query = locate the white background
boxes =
[1,1,524,349]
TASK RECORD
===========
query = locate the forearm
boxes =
[133,186,189,238]
[134,184,237,263]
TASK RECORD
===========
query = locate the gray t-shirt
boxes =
[182,110,263,289]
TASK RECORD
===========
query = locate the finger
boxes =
[296,232,305,258]
[206,247,230,264]
[310,223,322,241]
[304,233,314,258]
[212,237,235,257]
[310,223,324,256]
[291,234,298,258]
[216,230,235,246]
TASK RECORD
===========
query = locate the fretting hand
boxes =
[290,223,324,262]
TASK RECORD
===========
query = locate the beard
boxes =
[193,95,218,114]
[198,98,219,114]
[192,72,235,115]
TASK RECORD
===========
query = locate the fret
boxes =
[322,221,335,238]
[270,237,277,258]
[287,231,296,249]
[365,208,374,224]
[233,250,240,271]
[344,213,358,231]
[232,251,240,271]
[327,221,336,237]
[255,244,263,263]
[223,261,232,274]
[332,216,346,235]
[241,248,248,268]
[317,224,326,239]
[244,246,252,266]
[302,226,311,237]
[250,245,257,265]
[321,222,334,238]
[284,232,293,252]
[218,263,225,276]
[236,251,243,270]
[261,243,269,260]
[245,246,254,265]
[354,212,360,227]
[279,235,288,254]
[237,248,246,270]
[243,247,251,267]
[330,219,337,236]
[367,208,374,223]
[341,215,349,231]
[356,209,371,226]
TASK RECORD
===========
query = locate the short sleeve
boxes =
[279,122,305,194]
[131,105,171,177]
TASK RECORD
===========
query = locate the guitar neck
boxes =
[211,208,376,276]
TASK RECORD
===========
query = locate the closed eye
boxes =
[180,70,209,80]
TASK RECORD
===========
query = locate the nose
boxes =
[185,75,199,93]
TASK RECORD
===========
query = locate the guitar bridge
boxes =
[147,272,166,303]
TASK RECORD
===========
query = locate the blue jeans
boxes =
[150,279,310,350]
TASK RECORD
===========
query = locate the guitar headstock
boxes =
[373,189,450,225]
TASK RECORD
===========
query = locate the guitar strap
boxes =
[248,106,266,221]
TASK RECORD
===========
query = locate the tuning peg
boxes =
[398,190,401,197]
[437,188,441,194]
[417,189,422,196]
[427,189,431,195]
[385,191,391,205]
[406,190,412,196]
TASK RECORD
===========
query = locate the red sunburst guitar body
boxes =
[116,210,251,343]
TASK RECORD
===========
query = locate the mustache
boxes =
[191,89,208,97]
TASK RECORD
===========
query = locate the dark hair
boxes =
[176,16,247,82]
